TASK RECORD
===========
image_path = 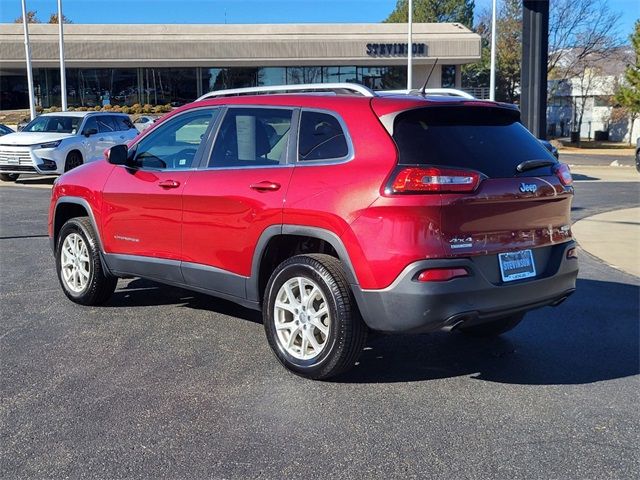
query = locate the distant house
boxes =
[547,47,638,143]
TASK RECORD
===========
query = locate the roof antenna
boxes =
[420,58,439,95]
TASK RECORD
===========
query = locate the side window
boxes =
[97,116,117,133]
[82,117,98,134]
[113,115,134,131]
[298,111,349,161]
[209,108,293,168]
[133,109,219,170]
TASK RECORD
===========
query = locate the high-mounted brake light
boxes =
[388,167,481,194]
[417,268,469,282]
[554,163,573,186]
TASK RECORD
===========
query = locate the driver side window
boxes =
[134,109,218,170]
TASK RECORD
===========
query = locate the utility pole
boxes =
[489,0,497,101]
[521,0,549,138]
[21,0,36,120]
[58,0,67,111]
[407,0,413,91]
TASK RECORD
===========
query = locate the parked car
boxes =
[48,84,578,379]
[0,124,14,136]
[133,115,158,132]
[538,138,559,159]
[636,137,639,173]
[0,111,138,182]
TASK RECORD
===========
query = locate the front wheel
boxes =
[64,151,83,172]
[458,313,524,337]
[263,254,367,380]
[55,217,117,305]
[0,173,19,182]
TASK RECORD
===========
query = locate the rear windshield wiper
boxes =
[516,159,556,173]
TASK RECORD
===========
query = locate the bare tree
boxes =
[548,0,622,79]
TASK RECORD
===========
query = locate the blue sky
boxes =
[1,0,637,38]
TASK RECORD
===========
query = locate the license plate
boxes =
[498,249,536,282]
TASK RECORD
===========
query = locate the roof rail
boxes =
[376,88,475,99]
[197,83,375,101]
[420,88,475,99]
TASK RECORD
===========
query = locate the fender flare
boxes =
[246,224,360,303]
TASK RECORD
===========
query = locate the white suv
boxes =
[0,112,138,181]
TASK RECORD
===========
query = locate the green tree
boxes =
[464,0,521,102]
[614,20,640,145]
[384,0,475,29]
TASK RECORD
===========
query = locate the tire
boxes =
[458,313,524,338]
[635,150,639,173]
[55,216,117,306]
[0,173,19,182]
[64,151,83,172]
[263,254,367,380]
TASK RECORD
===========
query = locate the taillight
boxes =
[417,268,469,282]
[554,163,573,186]
[387,167,482,194]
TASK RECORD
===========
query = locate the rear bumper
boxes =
[352,241,578,333]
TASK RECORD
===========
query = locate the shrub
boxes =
[48,106,60,112]
[142,104,153,114]
[121,106,130,114]
[93,106,101,111]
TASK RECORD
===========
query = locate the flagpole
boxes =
[21,0,36,120]
[58,0,67,111]
[407,0,413,92]
[489,0,497,101]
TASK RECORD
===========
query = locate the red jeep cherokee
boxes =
[49,84,578,379]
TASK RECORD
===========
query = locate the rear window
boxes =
[392,106,557,178]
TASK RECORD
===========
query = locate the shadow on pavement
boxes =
[337,278,639,385]
[106,277,638,386]
[15,176,56,186]
[571,173,600,181]
[107,277,262,324]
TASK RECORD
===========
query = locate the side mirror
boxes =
[83,128,98,137]
[107,144,129,165]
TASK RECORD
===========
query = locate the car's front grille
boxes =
[0,148,33,167]
[0,165,37,172]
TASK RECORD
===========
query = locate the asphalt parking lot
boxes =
[1,169,639,479]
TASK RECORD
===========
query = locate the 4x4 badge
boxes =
[519,183,537,193]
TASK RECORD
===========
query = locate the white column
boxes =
[58,0,67,111]
[489,0,497,101]
[21,0,36,120]
[407,0,413,91]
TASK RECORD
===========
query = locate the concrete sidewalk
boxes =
[572,207,640,277]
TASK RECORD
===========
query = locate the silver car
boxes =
[0,112,138,182]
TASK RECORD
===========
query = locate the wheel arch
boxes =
[248,225,359,304]
[53,197,102,252]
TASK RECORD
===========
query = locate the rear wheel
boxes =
[64,151,83,172]
[263,254,367,380]
[55,217,117,305]
[458,313,524,337]
[0,173,19,182]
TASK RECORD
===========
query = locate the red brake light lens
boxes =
[389,167,481,194]
[417,268,469,282]
[554,163,573,186]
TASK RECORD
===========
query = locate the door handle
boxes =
[250,181,281,192]
[158,179,181,189]
[99,137,105,141]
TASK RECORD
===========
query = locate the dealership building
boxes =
[0,23,481,110]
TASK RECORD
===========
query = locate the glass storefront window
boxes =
[357,66,405,90]
[258,68,286,86]
[0,69,29,110]
[325,66,357,83]
[204,68,258,92]
[441,65,456,88]
[140,68,198,106]
[66,68,138,107]
[286,67,325,84]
